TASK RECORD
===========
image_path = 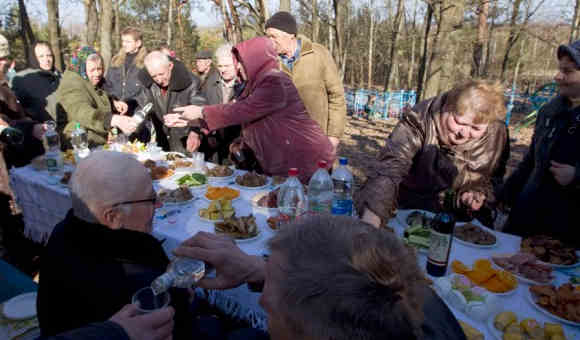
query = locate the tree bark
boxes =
[227,0,244,43]
[500,0,522,81]
[416,1,434,101]
[367,6,374,89]
[18,0,36,67]
[83,0,99,47]
[167,0,173,46]
[471,0,489,78]
[100,0,114,70]
[384,0,404,91]
[279,0,291,12]
[311,0,319,42]
[113,0,121,52]
[46,0,63,71]
[571,0,580,43]
[482,0,497,76]
[333,0,346,73]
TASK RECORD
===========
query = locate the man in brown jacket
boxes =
[266,11,346,156]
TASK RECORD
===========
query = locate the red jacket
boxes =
[202,37,334,182]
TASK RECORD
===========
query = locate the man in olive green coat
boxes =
[266,11,346,156]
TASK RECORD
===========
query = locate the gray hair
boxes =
[214,43,234,61]
[268,216,426,340]
[86,53,103,64]
[144,51,170,68]
[70,151,149,223]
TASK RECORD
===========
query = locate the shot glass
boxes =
[132,286,171,314]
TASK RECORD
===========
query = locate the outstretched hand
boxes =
[109,304,174,340]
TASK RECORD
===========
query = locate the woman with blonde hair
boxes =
[355,80,510,228]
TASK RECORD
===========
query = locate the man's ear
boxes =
[103,207,122,229]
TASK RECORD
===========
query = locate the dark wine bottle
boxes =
[0,127,24,145]
[426,190,456,277]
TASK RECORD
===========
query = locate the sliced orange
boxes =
[451,260,470,275]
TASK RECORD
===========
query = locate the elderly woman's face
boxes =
[443,111,489,145]
[86,59,103,86]
[555,55,580,99]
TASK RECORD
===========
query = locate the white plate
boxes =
[2,292,37,320]
[526,287,580,327]
[216,229,262,243]
[164,152,187,161]
[448,272,518,297]
[207,174,236,182]
[536,259,580,269]
[453,235,498,249]
[234,176,272,190]
[486,309,571,340]
[395,209,435,228]
[202,195,241,203]
[250,191,279,214]
[161,197,197,206]
[197,215,224,223]
[491,254,556,285]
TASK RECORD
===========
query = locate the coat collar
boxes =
[110,47,147,68]
[138,58,192,92]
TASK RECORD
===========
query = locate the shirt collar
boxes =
[280,39,302,70]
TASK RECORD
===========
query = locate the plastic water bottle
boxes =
[151,257,205,295]
[134,103,153,125]
[110,127,127,152]
[331,157,353,216]
[70,123,90,160]
[43,121,62,181]
[307,160,334,215]
[278,168,307,226]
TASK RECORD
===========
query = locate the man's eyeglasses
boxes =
[112,197,157,208]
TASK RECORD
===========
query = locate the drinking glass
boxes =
[132,287,171,314]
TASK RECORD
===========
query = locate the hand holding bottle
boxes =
[112,114,137,135]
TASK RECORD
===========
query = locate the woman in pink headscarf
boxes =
[165,37,334,183]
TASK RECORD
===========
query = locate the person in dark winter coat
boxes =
[164,37,334,183]
[10,41,62,122]
[104,27,147,113]
[136,51,207,154]
[499,41,580,247]
[37,151,192,339]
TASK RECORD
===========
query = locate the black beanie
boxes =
[265,11,297,35]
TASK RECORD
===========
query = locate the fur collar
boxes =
[110,47,147,68]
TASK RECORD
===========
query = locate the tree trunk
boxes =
[100,0,114,70]
[83,0,99,47]
[483,0,497,76]
[384,0,404,91]
[571,0,580,43]
[167,0,173,46]
[279,0,291,12]
[328,4,334,57]
[416,1,434,101]
[177,2,185,51]
[500,0,522,82]
[46,0,63,71]
[367,5,374,89]
[18,0,36,67]
[471,0,489,77]
[311,0,319,42]
[113,0,121,52]
[333,0,346,73]
[408,30,417,89]
[227,0,244,43]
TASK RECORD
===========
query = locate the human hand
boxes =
[111,114,138,135]
[113,100,129,115]
[109,304,174,340]
[361,208,381,228]
[460,191,486,211]
[172,105,203,121]
[163,114,188,128]
[328,136,340,155]
[186,131,201,152]
[173,231,265,290]
[33,123,47,140]
[550,161,576,186]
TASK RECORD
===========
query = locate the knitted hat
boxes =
[558,40,580,68]
[265,11,297,35]
[195,50,213,60]
[68,46,99,80]
[0,34,10,58]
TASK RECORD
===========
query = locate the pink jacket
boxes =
[202,37,334,182]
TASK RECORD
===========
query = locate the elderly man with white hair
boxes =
[136,51,206,154]
[37,151,191,339]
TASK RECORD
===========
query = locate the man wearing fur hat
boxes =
[104,27,147,113]
[266,11,346,157]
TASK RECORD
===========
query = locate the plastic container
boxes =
[43,121,62,181]
[331,157,353,216]
[70,123,90,160]
[278,168,307,226]
[307,160,333,215]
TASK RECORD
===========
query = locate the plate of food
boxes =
[251,189,279,214]
[487,310,569,340]
[527,283,580,327]
[266,215,281,231]
[206,165,235,182]
[451,259,519,296]
[453,223,498,248]
[204,186,241,202]
[149,165,175,181]
[198,199,235,223]
[157,187,195,205]
[170,159,193,169]
[434,274,499,321]
[176,173,208,188]
[234,172,271,190]
[215,215,260,242]
[399,210,434,253]
[2,292,37,320]
[491,252,555,285]
[165,152,186,161]
[521,235,579,268]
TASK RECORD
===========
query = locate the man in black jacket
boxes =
[37,151,191,339]
[104,27,147,113]
[137,51,206,154]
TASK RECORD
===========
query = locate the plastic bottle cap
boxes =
[75,123,81,130]
[339,157,348,165]
[317,160,327,168]
[288,168,299,177]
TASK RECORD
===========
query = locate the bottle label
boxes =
[427,230,452,265]
[46,157,58,171]
[331,199,353,215]
[332,179,351,194]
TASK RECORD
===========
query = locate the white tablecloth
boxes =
[10,165,580,337]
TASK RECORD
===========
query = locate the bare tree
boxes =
[83,0,99,47]
[471,0,489,77]
[333,0,347,74]
[167,0,173,46]
[482,0,497,76]
[416,1,434,101]
[383,0,404,90]
[47,0,63,71]
[367,2,375,88]
[571,0,580,43]
[279,0,291,12]
[113,0,121,51]
[100,0,114,70]
[18,0,36,66]
[312,0,319,41]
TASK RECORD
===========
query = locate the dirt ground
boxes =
[338,112,535,188]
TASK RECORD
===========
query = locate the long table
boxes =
[10,162,580,337]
